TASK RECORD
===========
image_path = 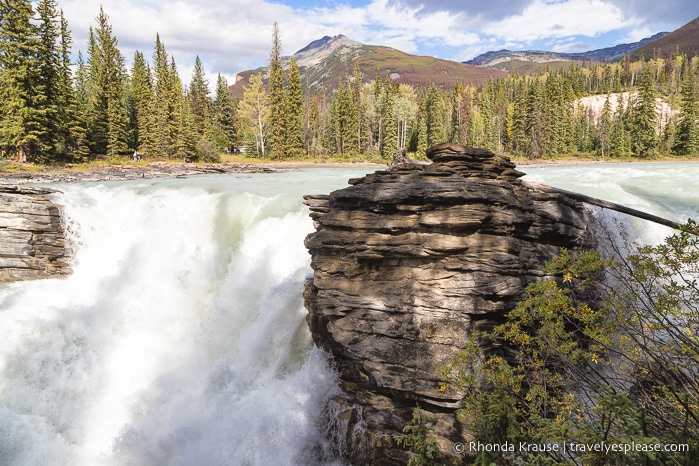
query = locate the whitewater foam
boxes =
[1,164,696,465]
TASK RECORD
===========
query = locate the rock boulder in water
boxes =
[303,144,593,463]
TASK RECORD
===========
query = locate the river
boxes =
[0,162,697,465]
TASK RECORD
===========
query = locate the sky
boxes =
[53,0,699,88]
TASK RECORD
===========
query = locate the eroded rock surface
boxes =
[303,144,593,463]
[0,186,70,281]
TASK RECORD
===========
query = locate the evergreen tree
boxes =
[526,79,544,158]
[85,28,107,154]
[188,55,211,137]
[283,57,304,157]
[268,22,285,159]
[509,79,529,156]
[330,78,358,155]
[130,50,155,155]
[673,64,699,156]
[68,51,90,160]
[211,74,237,151]
[610,95,632,157]
[0,0,43,162]
[597,93,613,158]
[424,83,445,147]
[541,72,569,156]
[57,10,76,158]
[631,67,659,158]
[152,34,178,157]
[572,102,595,153]
[86,7,128,156]
[35,0,63,158]
[449,85,462,143]
[169,58,196,160]
[416,94,428,156]
[381,91,397,159]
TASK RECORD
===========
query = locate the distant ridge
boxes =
[466,33,667,70]
[632,16,699,60]
[231,34,503,99]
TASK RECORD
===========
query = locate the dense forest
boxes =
[1,0,698,164]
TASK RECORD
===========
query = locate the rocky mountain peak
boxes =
[292,34,362,68]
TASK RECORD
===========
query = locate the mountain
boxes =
[632,16,699,60]
[466,33,667,71]
[231,35,504,99]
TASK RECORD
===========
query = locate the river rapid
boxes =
[0,162,697,465]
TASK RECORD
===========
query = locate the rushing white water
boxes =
[522,161,699,249]
[0,169,369,466]
[0,163,697,465]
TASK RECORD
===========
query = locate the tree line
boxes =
[0,1,235,163]
[241,44,698,160]
[1,1,698,164]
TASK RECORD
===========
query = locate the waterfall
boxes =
[1,162,697,465]
[0,171,369,466]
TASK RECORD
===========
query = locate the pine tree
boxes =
[152,34,170,156]
[526,79,544,159]
[212,74,237,151]
[35,0,63,159]
[597,93,613,158]
[610,95,632,157]
[151,34,185,158]
[268,22,285,159]
[630,67,659,158]
[510,79,529,156]
[86,7,128,156]
[130,51,155,155]
[330,78,358,156]
[170,58,196,160]
[68,51,90,161]
[673,64,698,156]
[283,57,304,157]
[0,0,43,162]
[424,83,445,147]
[381,91,397,159]
[57,10,75,158]
[188,55,211,137]
[416,94,428,156]
[449,85,462,144]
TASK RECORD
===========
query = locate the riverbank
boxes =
[0,159,388,185]
[0,154,695,185]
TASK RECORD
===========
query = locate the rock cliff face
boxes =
[0,186,70,282]
[303,144,593,463]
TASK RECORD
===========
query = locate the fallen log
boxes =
[521,181,687,231]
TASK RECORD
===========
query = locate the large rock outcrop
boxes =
[0,186,70,282]
[303,144,593,464]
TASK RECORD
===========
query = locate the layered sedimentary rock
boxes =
[0,186,70,282]
[303,144,593,464]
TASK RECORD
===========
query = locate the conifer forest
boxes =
[1,1,698,164]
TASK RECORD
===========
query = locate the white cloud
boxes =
[59,0,305,86]
[52,0,695,85]
[618,25,656,44]
[481,0,634,43]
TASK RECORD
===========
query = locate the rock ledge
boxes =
[0,185,70,282]
[304,145,592,463]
